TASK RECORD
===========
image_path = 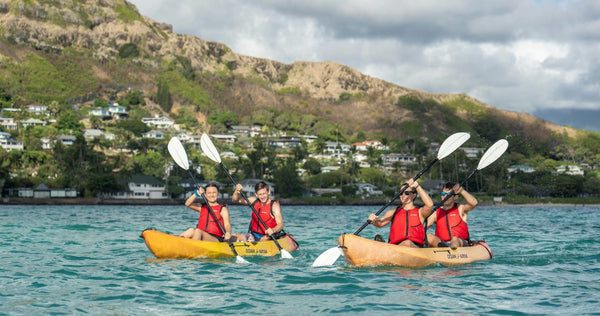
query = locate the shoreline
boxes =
[1,197,598,207]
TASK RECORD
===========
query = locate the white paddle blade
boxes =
[312,247,343,267]
[235,255,250,264]
[477,139,508,170]
[437,132,470,160]
[200,134,222,163]
[168,137,190,170]
[280,249,293,259]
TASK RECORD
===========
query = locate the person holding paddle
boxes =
[179,183,233,242]
[426,182,478,248]
[232,181,285,242]
[367,179,433,248]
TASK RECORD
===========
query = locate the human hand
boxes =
[368,214,377,222]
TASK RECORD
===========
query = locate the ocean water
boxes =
[1,204,599,315]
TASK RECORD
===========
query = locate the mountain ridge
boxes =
[0,0,587,145]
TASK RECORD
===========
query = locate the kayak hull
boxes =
[337,233,492,268]
[141,229,299,259]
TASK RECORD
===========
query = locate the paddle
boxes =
[167,137,249,264]
[199,133,293,259]
[424,138,509,238]
[312,132,471,267]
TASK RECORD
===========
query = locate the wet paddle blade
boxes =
[235,255,250,264]
[312,247,342,267]
[477,139,508,170]
[168,137,189,170]
[200,133,222,163]
[437,132,470,160]
[280,248,293,259]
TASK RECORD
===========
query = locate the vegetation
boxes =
[0,1,598,204]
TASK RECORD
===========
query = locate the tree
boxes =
[303,158,322,175]
[116,119,150,137]
[272,159,302,198]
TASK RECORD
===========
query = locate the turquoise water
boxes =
[1,204,599,315]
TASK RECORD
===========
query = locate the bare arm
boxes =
[268,201,284,234]
[455,185,478,214]
[184,189,204,212]
[415,182,433,221]
[368,209,395,228]
[232,183,256,205]
[221,206,232,240]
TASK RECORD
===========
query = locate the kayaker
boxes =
[179,183,233,242]
[232,181,285,242]
[426,182,478,248]
[367,179,433,248]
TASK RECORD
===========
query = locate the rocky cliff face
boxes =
[0,0,580,139]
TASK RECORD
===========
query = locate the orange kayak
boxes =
[338,233,492,268]
[141,229,299,259]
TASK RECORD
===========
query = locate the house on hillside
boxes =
[355,183,383,197]
[237,179,274,199]
[0,132,24,151]
[0,116,17,130]
[507,165,535,173]
[555,165,584,176]
[142,115,174,129]
[103,175,168,199]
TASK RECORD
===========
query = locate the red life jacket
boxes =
[249,199,278,235]
[435,204,469,242]
[388,206,425,246]
[196,204,225,237]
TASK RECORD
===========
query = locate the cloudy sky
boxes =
[128,0,600,131]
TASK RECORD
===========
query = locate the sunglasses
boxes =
[440,191,454,197]
[403,191,415,195]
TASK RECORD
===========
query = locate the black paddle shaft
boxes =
[353,157,439,236]
[219,163,286,251]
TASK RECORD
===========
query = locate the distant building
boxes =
[142,116,174,129]
[237,179,275,199]
[555,165,584,176]
[0,131,24,151]
[211,134,237,143]
[507,165,535,173]
[25,104,48,115]
[104,175,167,199]
[142,130,165,139]
[83,129,115,140]
[0,116,17,130]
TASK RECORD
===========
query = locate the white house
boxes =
[105,175,167,199]
[461,147,485,158]
[83,129,115,140]
[20,118,46,127]
[25,104,48,115]
[211,134,237,143]
[142,130,165,139]
[0,131,24,151]
[355,183,383,197]
[507,165,535,173]
[237,179,275,199]
[0,116,17,130]
[142,116,174,129]
[556,165,584,176]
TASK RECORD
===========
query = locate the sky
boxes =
[127,0,600,131]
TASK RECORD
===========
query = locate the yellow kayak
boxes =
[141,229,299,259]
[338,233,492,268]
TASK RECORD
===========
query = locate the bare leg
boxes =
[449,237,468,248]
[427,233,444,247]
[398,240,420,248]
[180,228,195,238]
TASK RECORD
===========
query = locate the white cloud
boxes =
[128,0,600,116]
